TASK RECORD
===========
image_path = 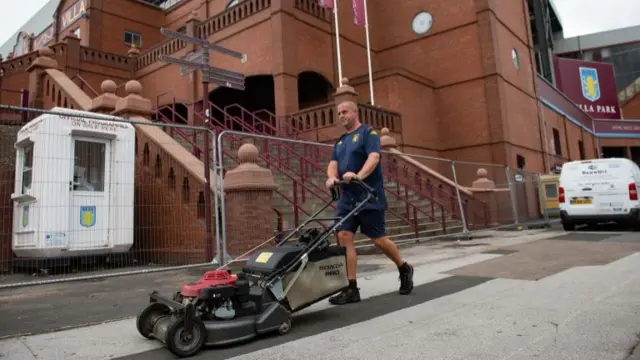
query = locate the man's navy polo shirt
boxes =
[330,124,387,211]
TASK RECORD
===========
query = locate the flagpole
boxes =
[363,0,374,105]
[333,2,343,86]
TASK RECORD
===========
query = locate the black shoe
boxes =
[329,287,361,305]
[399,263,414,295]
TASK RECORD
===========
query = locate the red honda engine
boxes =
[177,270,238,303]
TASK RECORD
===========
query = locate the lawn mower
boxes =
[135,179,376,358]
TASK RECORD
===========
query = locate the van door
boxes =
[566,161,631,216]
[68,137,111,250]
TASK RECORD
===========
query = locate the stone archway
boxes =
[208,74,275,133]
[297,71,333,110]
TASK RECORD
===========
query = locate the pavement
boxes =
[1,226,640,359]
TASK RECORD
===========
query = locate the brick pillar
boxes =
[379,127,398,150]
[26,47,59,109]
[223,143,278,257]
[332,77,358,105]
[89,80,119,113]
[320,77,360,140]
[469,168,500,228]
[127,46,140,89]
[112,80,154,120]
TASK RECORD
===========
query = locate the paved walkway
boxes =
[1,228,640,360]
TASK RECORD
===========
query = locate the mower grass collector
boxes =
[135,179,376,358]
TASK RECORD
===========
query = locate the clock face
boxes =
[412,12,433,35]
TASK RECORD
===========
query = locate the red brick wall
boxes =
[132,130,211,265]
[224,190,276,257]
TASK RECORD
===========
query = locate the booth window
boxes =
[73,140,106,192]
[19,143,34,194]
[544,183,558,199]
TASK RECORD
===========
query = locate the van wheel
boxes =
[562,222,575,231]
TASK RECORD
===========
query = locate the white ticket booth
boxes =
[11,107,135,259]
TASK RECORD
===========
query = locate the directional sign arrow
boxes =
[160,28,247,61]
[159,55,246,81]
[203,70,245,91]
[159,54,202,69]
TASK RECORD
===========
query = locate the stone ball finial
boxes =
[238,143,259,163]
[379,127,397,148]
[38,47,54,58]
[188,10,199,21]
[124,80,142,95]
[341,77,349,86]
[127,45,140,57]
[477,168,488,178]
[101,80,117,94]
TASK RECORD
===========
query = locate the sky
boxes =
[0,0,640,51]
[0,0,50,48]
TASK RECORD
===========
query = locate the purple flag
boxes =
[352,0,365,26]
[317,0,334,8]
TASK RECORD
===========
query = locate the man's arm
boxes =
[327,160,339,180]
[356,128,381,180]
[357,153,380,180]
[327,143,340,182]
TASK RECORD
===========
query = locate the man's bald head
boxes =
[337,100,360,132]
[338,100,358,112]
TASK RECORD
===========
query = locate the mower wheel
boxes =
[277,318,292,335]
[165,316,206,358]
[136,302,171,339]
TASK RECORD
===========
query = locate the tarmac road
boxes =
[2,228,640,360]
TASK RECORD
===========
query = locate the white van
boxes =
[559,158,640,231]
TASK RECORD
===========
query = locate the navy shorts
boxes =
[334,207,386,239]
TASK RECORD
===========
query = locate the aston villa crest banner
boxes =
[552,56,621,120]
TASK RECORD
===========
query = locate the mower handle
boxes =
[331,178,375,194]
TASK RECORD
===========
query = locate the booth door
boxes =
[69,137,111,250]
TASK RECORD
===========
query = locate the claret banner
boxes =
[553,56,622,120]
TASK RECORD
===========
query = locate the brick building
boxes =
[1,0,618,171]
[1,0,639,271]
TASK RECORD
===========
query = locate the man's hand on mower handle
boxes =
[342,172,359,182]
[325,177,339,189]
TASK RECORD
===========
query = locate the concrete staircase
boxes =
[167,126,463,242]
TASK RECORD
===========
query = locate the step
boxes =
[169,129,464,235]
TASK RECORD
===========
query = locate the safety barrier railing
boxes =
[156,98,334,217]
[153,105,289,243]
[252,138,466,234]
[0,104,552,288]
[0,105,226,289]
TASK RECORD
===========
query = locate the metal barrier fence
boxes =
[0,105,221,288]
[0,104,551,288]
[215,130,551,258]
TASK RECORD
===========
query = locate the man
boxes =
[325,100,414,305]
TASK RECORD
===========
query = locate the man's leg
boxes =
[361,210,415,295]
[329,210,362,305]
